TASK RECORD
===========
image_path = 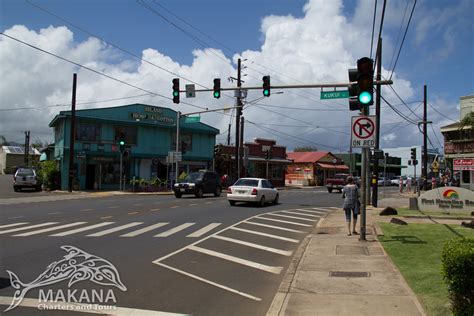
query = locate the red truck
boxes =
[325,173,350,193]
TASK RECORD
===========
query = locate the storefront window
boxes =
[76,123,100,142]
[462,170,470,184]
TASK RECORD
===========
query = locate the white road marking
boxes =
[120,222,169,237]
[0,222,58,234]
[154,223,195,237]
[155,262,261,302]
[294,208,327,214]
[230,227,299,243]
[189,204,198,206]
[279,210,321,218]
[128,211,139,215]
[205,202,213,204]
[87,222,143,237]
[189,245,283,274]
[50,222,115,236]
[108,206,120,209]
[243,221,304,233]
[311,207,335,212]
[213,235,293,256]
[0,223,28,229]
[256,216,312,227]
[79,208,94,212]
[13,222,87,237]
[100,216,113,219]
[186,223,221,237]
[150,208,161,211]
[268,213,316,222]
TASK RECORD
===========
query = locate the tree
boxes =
[293,146,318,152]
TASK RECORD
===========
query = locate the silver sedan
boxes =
[227,178,279,207]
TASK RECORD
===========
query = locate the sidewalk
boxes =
[267,200,426,316]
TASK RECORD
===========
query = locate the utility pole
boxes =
[227,123,231,145]
[372,37,382,207]
[423,85,428,190]
[240,116,245,177]
[175,111,180,184]
[235,58,242,180]
[24,131,30,166]
[68,73,77,192]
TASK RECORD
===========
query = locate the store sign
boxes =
[418,187,474,212]
[129,106,174,125]
[454,158,474,170]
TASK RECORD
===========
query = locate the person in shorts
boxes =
[342,176,360,236]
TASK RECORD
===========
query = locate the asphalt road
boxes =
[0,186,400,315]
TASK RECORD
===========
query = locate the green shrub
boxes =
[441,237,474,315]
[38,161,60,190]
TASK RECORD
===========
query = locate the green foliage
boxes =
[293,146,318,152]
[178,171,188,181]
[38,161,59,190]
[459,111,474,130]
[441,237,474,315]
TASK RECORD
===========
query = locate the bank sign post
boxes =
[351,115,377,148]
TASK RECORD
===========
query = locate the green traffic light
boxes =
[213,91,220,98]
[173,91,179,97]
[119,141,125,146]
[359,91,372,105]
[263,89,270,96]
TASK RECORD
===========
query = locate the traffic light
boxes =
[119,140,125,153]
[213,78,221,99]
[262,76,270,97]
[213,145,220,156]
[411,147,417,160]
[172,78,180,104]
[357,57,374,106]
[348,68,360,111]
[264,149,271,160]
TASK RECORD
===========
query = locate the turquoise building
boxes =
[49,103,219,190]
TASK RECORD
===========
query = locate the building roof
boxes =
[1,146,40,155]
[287,151,329,163]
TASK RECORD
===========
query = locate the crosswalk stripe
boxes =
[86,222,143,237]
[186,223,221,238]
[189,245,283,274]
[213,235,293,256]
[256,216,312,227]
[279,210,321,218]
[268,213,316,222]
[13,222,87,237]
[293,208,327,215]
[230,227,299,243]
[0,223,29,229]
[244,221,304,233]
[311,207,335,212]
[120,223,169,237]
[50,222,115,236]
[0,222,58,234]
[154,223,195,237]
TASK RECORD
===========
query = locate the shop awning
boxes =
[317,163,349,171]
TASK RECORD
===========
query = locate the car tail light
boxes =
[227,188,232,194]
[251,188,257,195]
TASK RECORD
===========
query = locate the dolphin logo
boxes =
[5,245,126,312]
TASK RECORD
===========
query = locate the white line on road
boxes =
[50,222,115,237]
[0,223,28,229]
[150,208,161,211]
[243,221,304,233]
[79,208,94,212]
[278,210,321,218]
[120,222,169,237]
[212,235,293,256]
[268,213,317,222]
[205,202,213,204]
[13,222,87,237]
[155,262,261,302]
[189,245,283,274]
[108,206,120,209]
[87,222,143,237]
[311,207,335,212]
[0,222,58,234]
[294,208,327,214]
[230,227,299,243]
[256,216,312,227]
[154,223,195,237]
[186,223,221,237]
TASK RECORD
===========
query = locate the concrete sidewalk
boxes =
[267,203,426,315]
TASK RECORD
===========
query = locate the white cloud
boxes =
[0,0,453,152]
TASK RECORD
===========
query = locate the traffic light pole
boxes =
[68,73,77,193]
[119,151,123,191]
[176,111,180,184]
[235,58,243,181]
[423,85,428,190]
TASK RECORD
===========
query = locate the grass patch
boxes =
[379,223,474,316]
[395,207,473,218]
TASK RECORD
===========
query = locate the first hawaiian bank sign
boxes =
[418,187,474,212]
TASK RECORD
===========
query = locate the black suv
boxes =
[173,170,222,198]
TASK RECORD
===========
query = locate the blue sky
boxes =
[0,0,473,151]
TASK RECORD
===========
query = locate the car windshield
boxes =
[183,172,203,182]
[234,179,259,187]
[17,169,34,176]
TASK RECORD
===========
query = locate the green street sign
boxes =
[185,116,200,123]
[320,90,349,100]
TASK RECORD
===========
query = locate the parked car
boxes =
[377,177,391,186]
[390,176,407,186]
[227,178,279,207]
[13,167,42,192]
[325,173,350,193]
[173,170,221,198]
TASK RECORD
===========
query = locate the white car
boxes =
[227,178,279,207]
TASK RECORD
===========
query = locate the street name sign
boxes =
[185,116,200,123]
[351,115,377,148]
[320,90,349,100]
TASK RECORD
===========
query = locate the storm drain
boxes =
[329,271,370,278]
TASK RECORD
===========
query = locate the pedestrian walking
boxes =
[406,175,412,193]
[342,176,359,236]
[399,176,404,193]
[431,176,437,189]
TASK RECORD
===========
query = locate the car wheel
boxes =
[327,188,333,193]
[174,192,182,198]
[13,186,19,192]
[36,185,42,192]
[195,188,204,198]
[273,194,279,205]
[259,196,266,207]
[229,200,236,206]
[214,186,221,197]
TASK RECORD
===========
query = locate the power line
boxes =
[380,94,418,125]
[429,103,458,122]
[370,0,378,59]
[387,84,422,120]
[373,0,387,68]
[386,0,410,78]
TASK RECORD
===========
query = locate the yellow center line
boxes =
[100,216,112,219]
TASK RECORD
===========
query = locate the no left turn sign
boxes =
[351,115,377,148]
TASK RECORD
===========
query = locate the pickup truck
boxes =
[325,173,350,193]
